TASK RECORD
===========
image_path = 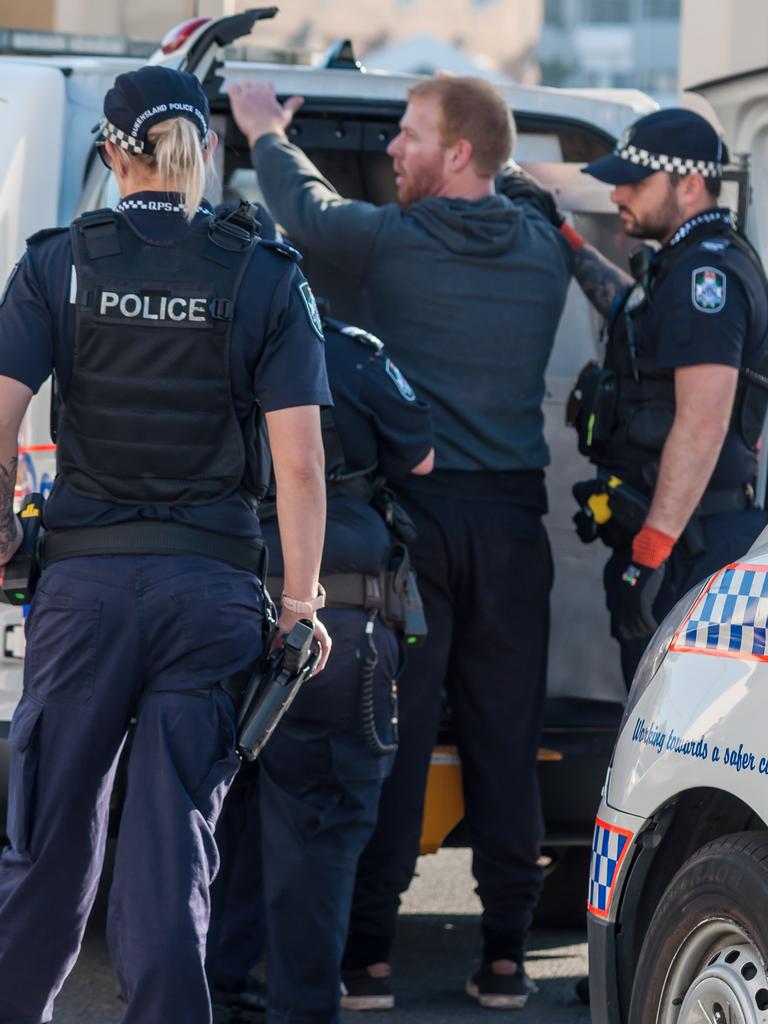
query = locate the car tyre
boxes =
[628,831,768,1024]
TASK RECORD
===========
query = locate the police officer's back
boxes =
[206,313,434,1022]
[0,66,331,1024]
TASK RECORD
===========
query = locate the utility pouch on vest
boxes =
[380,543,428,645]
[371,485,418,545]
[566,361,618,458]
[625,402,675,453]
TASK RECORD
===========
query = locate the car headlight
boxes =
[619,579,709,732]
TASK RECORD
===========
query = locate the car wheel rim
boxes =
[657,921,768,1024]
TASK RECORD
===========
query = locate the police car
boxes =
[0,9,758,922]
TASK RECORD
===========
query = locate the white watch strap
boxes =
[281,583,326,614]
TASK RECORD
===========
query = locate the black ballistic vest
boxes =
[60,206,258,505]
[597,217,768,485]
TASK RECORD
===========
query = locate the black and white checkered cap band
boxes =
[617,143,722,178]
[99,117,147,155]
[98,117,209,155]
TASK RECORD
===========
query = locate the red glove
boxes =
[632,525,676,569]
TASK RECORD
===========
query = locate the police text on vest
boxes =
[99,291,208,322]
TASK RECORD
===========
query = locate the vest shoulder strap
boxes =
[71,208,121,260]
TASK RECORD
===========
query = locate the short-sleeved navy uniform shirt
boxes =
[0,192,332,538]
[264,320,433,576]
[631,211,768,489]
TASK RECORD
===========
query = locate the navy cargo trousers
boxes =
[207,608,400,1024]
[343,473,553,971]
[0,554,264,1024]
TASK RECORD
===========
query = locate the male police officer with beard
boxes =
[562,108,768,685]
[206,313,434,1024]
[0,66,331,1024]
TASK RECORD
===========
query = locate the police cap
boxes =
[583,107,729,186]
[95,66,210,157]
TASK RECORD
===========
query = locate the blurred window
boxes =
[544,0,565,23]
[585,0,631,22]
[642,0,679,16]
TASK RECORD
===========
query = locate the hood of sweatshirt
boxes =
[405,194,524,257]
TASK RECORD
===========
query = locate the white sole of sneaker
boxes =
[340,995,395,1011]
[465,980,529,1009]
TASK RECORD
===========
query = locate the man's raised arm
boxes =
[229,81,385,278]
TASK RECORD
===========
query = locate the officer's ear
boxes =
[674,171,707,208]
[203,130,219,164]
[104,140,130,179]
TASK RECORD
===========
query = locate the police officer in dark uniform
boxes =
[562,108,768,684]
[205,312,434,1024]
[0,66,331,1024]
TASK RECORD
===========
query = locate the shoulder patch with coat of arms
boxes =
[385,358,416,402]
[298,281,324,340]
[692,266,726,314]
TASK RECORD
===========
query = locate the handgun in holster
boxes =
[236,618,318,762]
[0,493,44,605]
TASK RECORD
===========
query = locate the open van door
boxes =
[689,69,768,506]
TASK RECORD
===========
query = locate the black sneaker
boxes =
[340,967,395,1010]
[465,964,538,1009]
[212,977,267,1018]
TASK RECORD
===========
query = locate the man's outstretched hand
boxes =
[228,81,304,148]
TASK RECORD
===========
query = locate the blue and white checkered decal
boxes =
[588,819,632,918]
[671,564,768,661]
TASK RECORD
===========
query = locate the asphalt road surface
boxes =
[52,848,591,1023]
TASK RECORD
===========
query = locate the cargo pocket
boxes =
[25,590,101,705]
[191,688,241,828]
[6,698,44,855]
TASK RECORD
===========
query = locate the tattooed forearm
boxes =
[572,243,633,320]
[0,456,18,561]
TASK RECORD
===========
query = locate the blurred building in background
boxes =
[538,0,680,104]
[0,0,543,81]
[680,0,768,89]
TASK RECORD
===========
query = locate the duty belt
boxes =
[43,522,266,576]
[267,572,381,611]
[697,485,754,517]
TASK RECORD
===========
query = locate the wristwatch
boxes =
[281,584,326,615]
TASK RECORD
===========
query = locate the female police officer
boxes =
[0,65,331,1024]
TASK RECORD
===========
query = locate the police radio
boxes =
[0,493,44,605]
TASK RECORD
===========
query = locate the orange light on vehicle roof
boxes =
[160,17,212,55]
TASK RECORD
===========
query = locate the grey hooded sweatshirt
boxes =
[252,133,573,473]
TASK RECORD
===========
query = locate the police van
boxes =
[0,8,756,924]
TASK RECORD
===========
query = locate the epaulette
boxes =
[699,238,731,255]
[332,320,384,354]
[26,226,68,247]
[259,238,302,262]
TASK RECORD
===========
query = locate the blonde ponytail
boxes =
[142,118,209,222]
